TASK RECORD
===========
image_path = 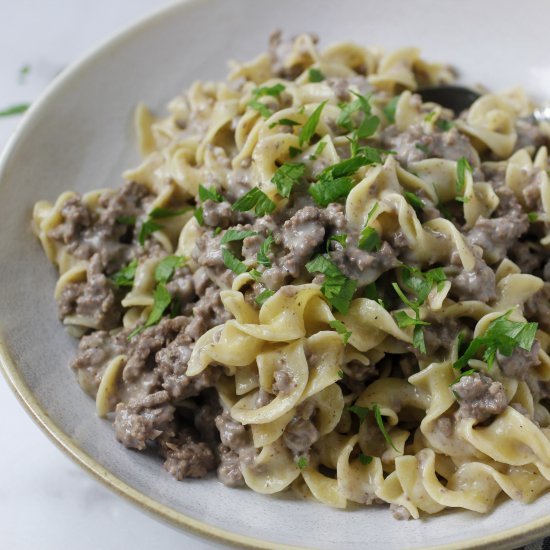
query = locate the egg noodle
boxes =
[33,33,550,519]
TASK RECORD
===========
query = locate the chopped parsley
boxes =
[248,84,286,119]
[129,282,172,338]
[0,103,30,117]
[297,456,308,470]
[116,215,136,225]
[528,212,539,223]
[364,282,378,300]
[358,227,381,252]
[424,111,437,123]
[222,248,247,275]
[289,146,302,158]
[299,100,327,146]
[326,233,348,251]
[415,142,430,154]
[249,268,262,281]
[309,155,377,207]
[232,188,276,216]
[305,254,357,314]
[404,191,424,211]
[436,119,454,131]
[337,369,344,379]
[453,310,538,371]
[138,219,163,245]
[314,140,327,156]
[112,259,138,288]
[348,403,400,453]
[358,202,381,251]
[194,207,204,226]
[252,83,286,98]
[382,95,400,124]
[272,162,305,198]
[269,118,300,129]
[255,289,275,306]
[154,255,186,284]
[257,233,274,267]
[329,319,352,344]
[392,266,446,354]
[456,157,472,195]
[358,453,373,465]
[373,403,399,452]
[220,229,258,245]
[308,68,325,82]
[198,184,223,203]
[18,64,31,84]
[149,206,192,219]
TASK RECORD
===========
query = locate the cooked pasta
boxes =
[32,32,550,519]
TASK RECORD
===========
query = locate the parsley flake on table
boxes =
[0,103,30,117]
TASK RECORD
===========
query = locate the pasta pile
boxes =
[33,33,550,519]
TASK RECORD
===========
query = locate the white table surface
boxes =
[0,1,222,548]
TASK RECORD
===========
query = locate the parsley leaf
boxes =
[18,64,31,84]
[348,405,370,424]
[314,140,327,156]
[272,162,305,198]
[112,259,138,288]
[404,191,425,211]
[194,207,204,226]
[232,188,276,216]
[308,68,325,82]
[436,119,454,131]
[138,219,163,245]
[222,248,247,274]
[358,453,373,465]
[453,310,538,371]
[249,100,272,118]
[415,142,430,154]
[309,176,355,207]
[456,157,472,194]
[0,103,30,117]
[116,215,136,225]
[299,100,327,146]
[358,227,381,252]
[382,95,400,123]
[394,310,430,328]
[373,403,399,452]
[329,319,352,344]
[198,184,223,203]
[289,146,302,158]
[129,283,172,338]
[327,233,348,252]
[149,206,192,219]
[337,91,372,131]
[252,83,285,97]
[305,255,357,314]
[528,212,539,223]
[413,325,427,354]
[154,255,186,284]
[269,118,300,129]
[319,155,373,180]
[364,282,378,300]
[255,289,275,306]
[220,229,258,245]
[257,233,274,267]
[297,456,308,469]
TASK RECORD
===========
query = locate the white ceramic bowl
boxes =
[2,1,550,548]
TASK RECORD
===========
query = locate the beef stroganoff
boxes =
[32,33,550,519]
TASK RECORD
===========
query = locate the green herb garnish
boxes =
[329,319,352,344]
[149,206,192,219]
[255,289,275,306]
[116,215,136,225]
[222,248,248,275]
[404,191,424,211]
[194,207,204,226]
[289,146,302,158]
[129,282,172,338]
[528,212,539,222]
[272,162,305,198]
[299,100,327,146]
[382,95,400,123]
[456,157,472,194]
[297,456,308,469]
[138,219,163,245]
[154,255,186,284]
[257,233,274,267]
[305,254,357,314]
[220,229,258,245]
[326,233,348,252]
[373,403,399,452]
[112,259,138,288]
[308,68,325,82]
[358,453,373,465]
[436,119,454,131]
[232,188,276,216]
[415,142,430,154]
[198,184,223,203]
[0,103,30,117]
[453,310,538,371]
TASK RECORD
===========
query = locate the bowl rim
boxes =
[1,0,550,548]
